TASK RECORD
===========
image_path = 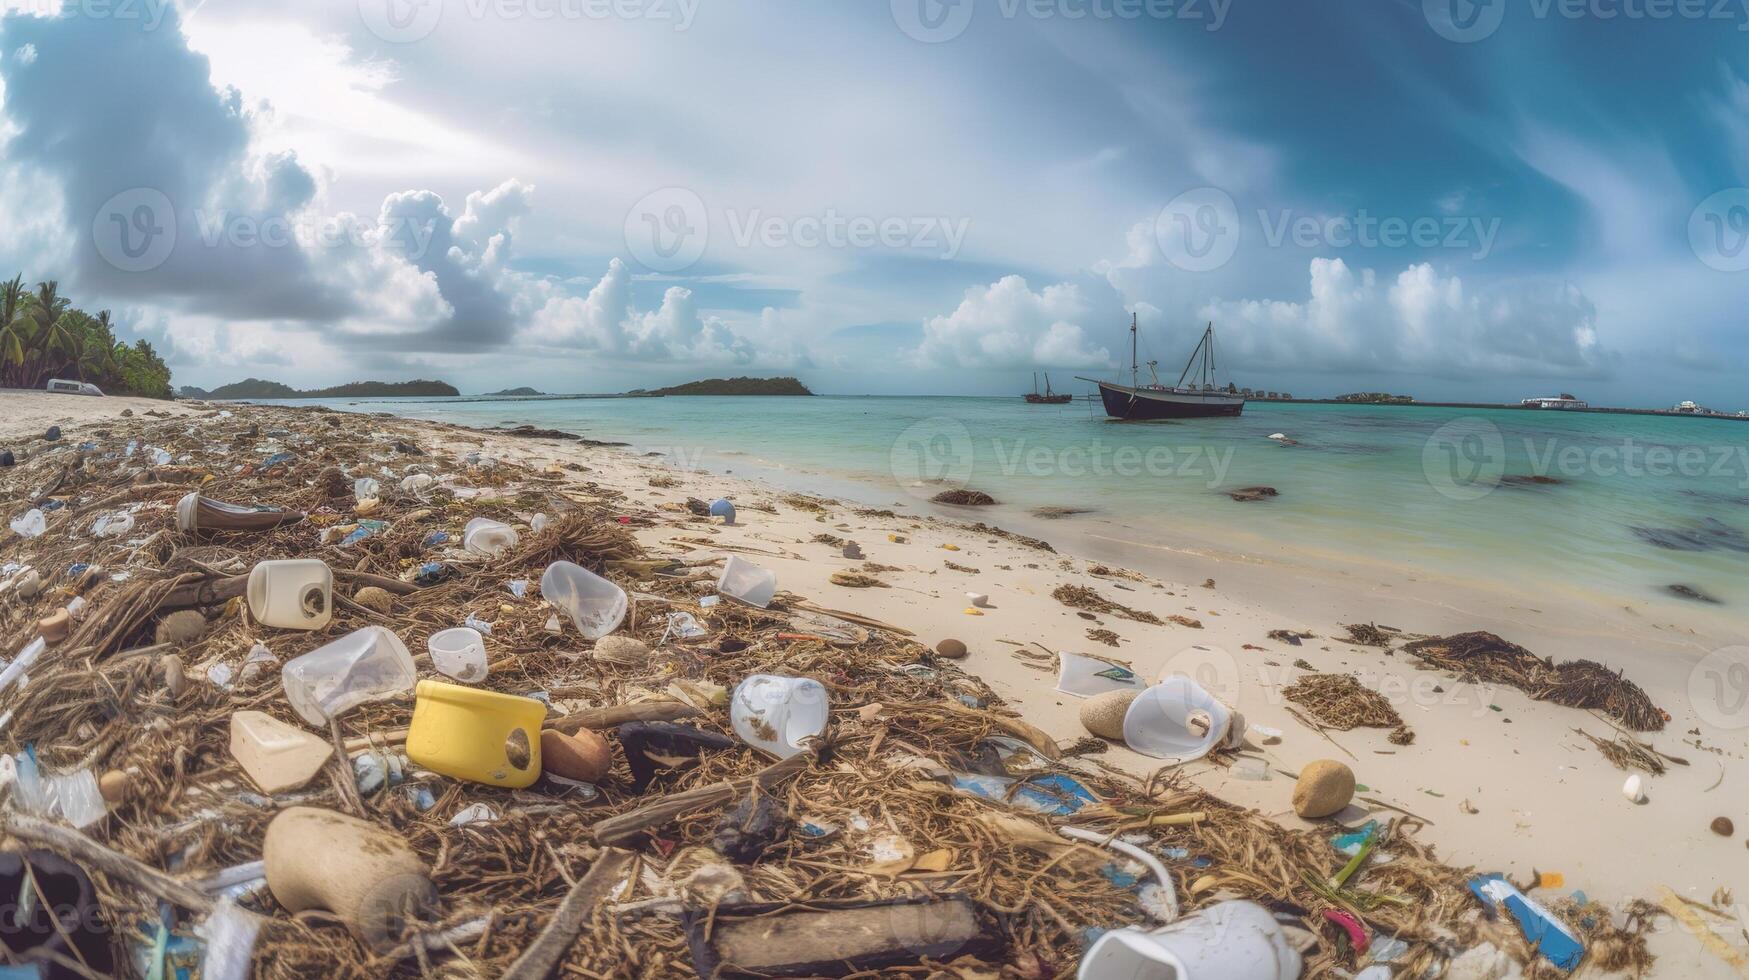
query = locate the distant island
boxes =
[485,386,545,396]
[649,376,813,396]
[180,378,461,399]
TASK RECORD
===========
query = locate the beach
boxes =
[3,390,1745,977]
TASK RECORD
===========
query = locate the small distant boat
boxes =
[1024,372,1072,405]
[1077,315,1245,420]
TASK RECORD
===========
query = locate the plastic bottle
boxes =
[539,561,627,640]
[246,560,333,631]
[281,627,416,726]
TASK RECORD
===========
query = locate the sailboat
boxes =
[1076,315,1245,420]
[1024,372,1072,405]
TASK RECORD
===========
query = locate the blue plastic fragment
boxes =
[947,772,1097,816]
[1100,864,1140,889]
[1468,874,1584,970]
[423,530,451,549]
[709,498,736,523]
[1332,820,1380,856]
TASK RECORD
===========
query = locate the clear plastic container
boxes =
[246,559,333,631]
[400,473,435,494]
[463,518,519,557]
[354,477,380,501]
[539,561,627,640]
[11,752,107,829]
[91,512,134,538]
[281,626,416,726]
[717,555,777,608]
[9,509,45,539]
[428,627,488,683]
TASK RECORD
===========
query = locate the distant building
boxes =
[1674,400,1701,413]
[1522,393,1588,410]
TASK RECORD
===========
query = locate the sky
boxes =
[0,0,1746,407]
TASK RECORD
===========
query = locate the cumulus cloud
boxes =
[521,258,759,364]
[910,274,1118,369]
[1200,258,1610,378]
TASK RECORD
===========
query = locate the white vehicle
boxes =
[45,379,104,397]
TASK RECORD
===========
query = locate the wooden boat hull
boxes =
[1092,382,1244,420]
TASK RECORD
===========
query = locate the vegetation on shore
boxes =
[486,386,545,396]
[1335,391,1416,405]
[648,376,813,396]
[182,379,461,399]
[0,275,174,398]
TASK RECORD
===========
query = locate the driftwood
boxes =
[591,752,814,846]
[0,812,215,914]
[547,702,701,735]
[158,572,249,611]
[500,849,635,980]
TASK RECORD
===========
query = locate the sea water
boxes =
[259,395,1749,618]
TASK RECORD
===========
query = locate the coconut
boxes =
[934,638,968,659]
[540,729,613,783]
[354,586,395,614]
[1080,688,1141,740]
[1293,759,1355,819]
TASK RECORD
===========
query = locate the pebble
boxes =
[594,635,653,664]
[159,654,187,698]
[1293,759,1355,819]
[14,569,41,599]
[354,586,395,614]
[99,770,130,803]
[155,609,207,645]
[1711,816,1734,837]
[1079,689,1139,740]
[934,638,968,659]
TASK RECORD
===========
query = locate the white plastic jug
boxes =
[281,626,416,726]
[428,627,488,683]
[1078,901,1301,980]
[539,561,626,640]
[717,555,777,608]
[463,518,519,557]
[1122,676,1234,762]
[246,560,333,631]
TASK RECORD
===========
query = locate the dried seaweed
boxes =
[1404,631,1666,732]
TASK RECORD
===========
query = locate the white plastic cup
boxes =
[428,627,488,683]
[1121,676,1233,762]
[281,626,416,727]
[1078,900,1301,980]
[716,555,777,608]
[463,518,519,557]
[540,561,627,640]
[730,674,829,759]
[246,559,333,631]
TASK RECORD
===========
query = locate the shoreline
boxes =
[4,392,1746,976]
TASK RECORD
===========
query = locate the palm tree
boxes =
[0,275,25,385]
[23,281,71,389]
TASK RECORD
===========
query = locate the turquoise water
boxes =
[273,395,1749,614]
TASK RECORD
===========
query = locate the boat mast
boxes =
[1033,372,1039,395]
[1130,313,1139,388]
[1043,372,1053,395]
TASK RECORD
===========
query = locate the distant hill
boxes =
[650,376,814,396]
[487,386,544,396]
[203,378,461,399]
[177,386,213,400]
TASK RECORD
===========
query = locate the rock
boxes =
[1711,816,1734,837]
[540,729,613,783]
[934,638,968,659]
[43,426,60,442]
[98,770,130,803]
[154,609,207,645]
[1079,689,1140,740]
[1668,584,1722,604]
[932,489,997,506]
[159,654,187,697]
[712,793,791,864]
[354,586,395,614]
[593,635,653,665]
[0,450,13,467]
[1292,759,1355,819]
[120,408,133,416]
[264,807,437,952]
[842,542,864,560]
[1227,486,1279,502]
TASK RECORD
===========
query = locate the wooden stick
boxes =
[591,752,812,846]
[783,600,914,637]
[0,813,214,913]
[333,569,422,596]
[546,702,700,735]
[500,849,635,980]
[157,573,249,611]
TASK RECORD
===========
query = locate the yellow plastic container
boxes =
[405,680,545,788]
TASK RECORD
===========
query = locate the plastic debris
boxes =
[717,554,778,608]
[281,626,417,726]
[730,675,829,759]
[9,509,45,539]
[1468,873,1585,970]
[540,561,627,640]
[428,627,488,682]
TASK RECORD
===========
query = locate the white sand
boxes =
[8,393,1746,976]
